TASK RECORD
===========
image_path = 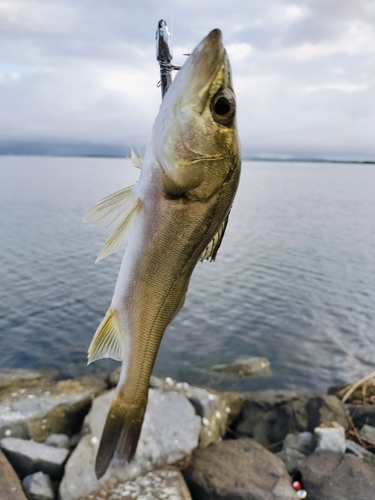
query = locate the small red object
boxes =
[292,481,302,491]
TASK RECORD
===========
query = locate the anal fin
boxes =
[88,308,123,364]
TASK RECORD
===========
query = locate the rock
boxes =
[69,433,81,449]
[276,447,306,474]
[360,424,375,445]
[183,438,297,500]
[211,356,271,377]
[44,433,70,449]
[0,369,54,393]
[0,448,27,500]
[346,404,375,428]
[314,423,346,453]
[0,376,106,441]
[235,390,349,448]
[346,439,374,459]
[81,469,192,500]
[148,375,244,446]
[1,437,69,479]
[299,450,375,499]
[282,431,316,456]
[22,472,54,500]
[59,388,201,500]
[328,383,375,403]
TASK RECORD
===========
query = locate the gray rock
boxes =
[1,437,69,479]
[0,369,53,392]
[0,448,27,500]
[235,390,349,448]
[299,450,375,500]
[22,472,54,500]
[314,423,346,453]
[148,375,244,446]
[82,469,192,500]
[184,438,297,499]
[44,433,70,449]
[346,439,374,459]
[68,433,81,449]
[360,424,375,445]
[282,431,316,455]
[276,447,306,474]
[59,388,201,500]
[211,356,271,377]
[0,376,106,441]
[346,403,375,428]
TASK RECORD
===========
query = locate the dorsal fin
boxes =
[200,212,230,262]
[129,147,143,169]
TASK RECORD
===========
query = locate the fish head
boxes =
[153,29,240,201]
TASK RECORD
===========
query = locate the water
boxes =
[1,156,374,392]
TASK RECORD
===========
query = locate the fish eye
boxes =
[210,89,236,126]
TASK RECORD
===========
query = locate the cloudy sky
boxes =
[1,0,374,159]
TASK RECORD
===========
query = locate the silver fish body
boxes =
[85,29,241,478]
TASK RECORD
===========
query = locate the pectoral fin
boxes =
[84,185,135,234]
[200,212,230,262]
[162,164,203,197]
[84,185,140,262]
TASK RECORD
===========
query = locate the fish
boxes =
[84,28,241,479]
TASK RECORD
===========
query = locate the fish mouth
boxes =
[162,29,227,115]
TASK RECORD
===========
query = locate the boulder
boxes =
[59,388,201,500]
[0,437,69,479]
[346,404,375,429]
[0,376,106,441]
[299,450,375,499]
[360,424,375,445]
[211,357,270,378]
[44,433,70,449]
[282,431,316,456]
[149,375,244,445]
[314,423,346,453]
[22,472,54,500]
[80,469,192,500]
[346,439,374,459]
[235,390,349,448]
[0,448,27,500]
[0,369,53,392]
[276,447,306,474]
[183,438,297,499]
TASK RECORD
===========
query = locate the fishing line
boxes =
[170,0,175,42]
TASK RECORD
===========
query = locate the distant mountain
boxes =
[0,141,374,164]
[0,141,131,157]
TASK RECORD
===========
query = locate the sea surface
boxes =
[0,156,374,392]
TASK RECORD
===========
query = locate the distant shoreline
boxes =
[1,152,374,165]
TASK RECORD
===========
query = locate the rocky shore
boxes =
[1,367,375,500]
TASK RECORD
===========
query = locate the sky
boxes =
[1,0,375,160]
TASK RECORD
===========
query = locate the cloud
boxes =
[0,0,374,159]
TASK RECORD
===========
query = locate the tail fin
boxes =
[95,397,146,479]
